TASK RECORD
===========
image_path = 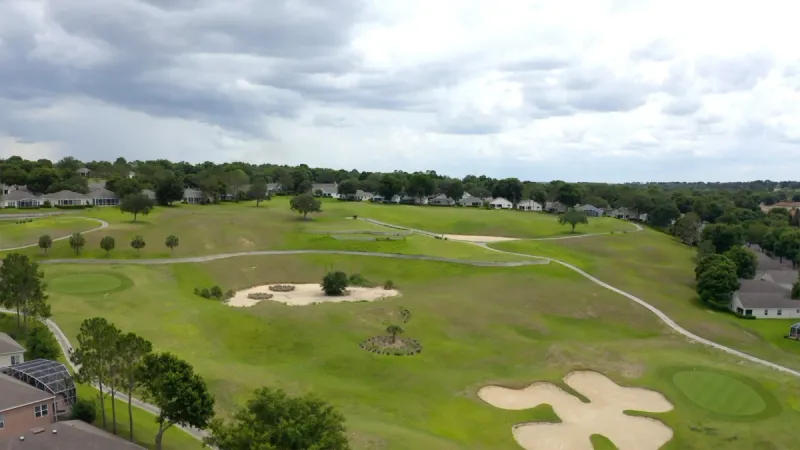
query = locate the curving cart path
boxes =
[0,216,109,252]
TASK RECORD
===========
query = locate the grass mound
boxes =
[49,272,133,295]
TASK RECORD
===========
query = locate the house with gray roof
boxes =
[266,183,282,194]
[729,249,800,318]
[459,195,483,207]
[429,194,455,206]
[86,188,120,206]
[577,204,605,217]
[312,183,339,198]
[0,189,43,208]
[75,168,90,177]
[545,201,569,213]
[40,191,89,207]
[183,188,207,204]
[0,419,146,449]
[517,199,542,211]
[0,333,25,368]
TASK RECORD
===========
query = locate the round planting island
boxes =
[359,336,422,356]
[49,272,133,295]
[665,367,781,420]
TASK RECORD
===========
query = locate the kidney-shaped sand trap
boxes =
[479,371,673,450]
[227,283,401,307]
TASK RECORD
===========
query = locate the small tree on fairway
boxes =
[38,234,52,255]
[165,235,179,254]
[137,352,215,450]
[248,178,269,207]
[131,235,146,254]
[386,324,404,344]
[558,209,589,233]
[69,232,86,255]
[100,236,116,256]
[290,193,322,219]
[0,253,50,334]
[120,193,155,222]
[205,387,350,450]
[321,271,349,296]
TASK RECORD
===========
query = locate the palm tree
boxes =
[386,325,404,344]
[165,235,179,255]
[69,233,86,255]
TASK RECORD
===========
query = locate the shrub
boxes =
[383,280,395,290]
[200,288,211,298]
[322,271,349,296]
[247,292,274,300]
[54,204,89,209]
[225,289,236,300]
[269,284,296,292]
[210,285,223,299]
[348,273,373,287]
[25,325,60,360]
[71,398,97,423]
[42,200,52,208]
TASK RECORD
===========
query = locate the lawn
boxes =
[0,216,101,250]
[320,200,637,238]
[41,254,800,450]
[489,230,800,372]
[3,202,534,263]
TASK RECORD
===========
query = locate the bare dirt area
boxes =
[440,234,520,243]
[227,283,401,307]
[479,371,673,450]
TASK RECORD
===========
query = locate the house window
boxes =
[764,310,768,316]
[745,309,752,316]
[736,307,743,315]
[10,355,18,365]
[34,404,48,418]
[778,309,783,316]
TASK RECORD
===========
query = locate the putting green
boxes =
[49,273,131,295]
[672,370,766,416]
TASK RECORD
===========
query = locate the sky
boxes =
[1,0,799,182]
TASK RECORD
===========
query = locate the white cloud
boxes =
[1,0,800,181]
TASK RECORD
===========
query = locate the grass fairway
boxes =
[490,230,800,372]
[321,200,636,238]
[671,370,767,416]
[0,216,101,249]
[49,272,133,295]
[42,254,800,450]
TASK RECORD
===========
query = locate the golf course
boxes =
[2,199,800,450]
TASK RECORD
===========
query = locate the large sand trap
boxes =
[479,371,673,450]
[227,283,401,307]
[440,234,520,243]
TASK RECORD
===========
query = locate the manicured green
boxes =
[0,217,100,249]
[41,253,800,450]
[672,370,766,415]
[49,273,129,294]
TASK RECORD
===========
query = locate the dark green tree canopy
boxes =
[558,209,589,233]
[121,193,155,222]
[289,193,322,219]
[724,246,758,279]
[322,271,349,296]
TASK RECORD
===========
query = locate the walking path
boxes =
[0,307,209,442]
[0,217,108,252]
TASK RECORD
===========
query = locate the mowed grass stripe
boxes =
[672,371,766,415]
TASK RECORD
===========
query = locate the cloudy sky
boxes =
[1,0,799,182]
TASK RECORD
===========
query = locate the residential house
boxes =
[41,191,89,207]
[75,168,90,177]
[728,248,800,318]
[489,197,513,209]
[608,207,640,220]
[266,183,282,194]
[759,201,800,213]
[0,420,146,449]
[577,204,604,217]
[429,194,455,206]
[0,373,55,436]
[183,188,206,204]
[128,171,136,179]
[141,189,156,201]
[1,184,10,195]
[370,195,385,203]
[312,183,339,198]
[348,190,374,201]
[517,199,542,211]
[545,201,568,213]
[0,333,25,368]
[87,188,120,207]
[389,194,402,204]
[400,195,428,205]
[0,189,43,208]
[459,196,483,207]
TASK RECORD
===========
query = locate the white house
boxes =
[75,167,91,177]
[42,190,90,207]
[312,183,339,198]
[0,189,43,208]
[183,188,206,204]
[429,194,455,206]
[459,196,483,207]
[489,197,513,209]
[578,204,605,217]
[517,199,542,211]
[0,333,25,368]
[729,274,800,319]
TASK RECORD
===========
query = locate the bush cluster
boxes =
[54,204,91,210]
[383,280,395,290]
[359,336,422,356]
[194,285,235,301]
[348,273,375,287]
[71,398,97,423]
[15,218,33,224]
[247,292,274,300]
[42,200,52,208]
[269,284,296,292]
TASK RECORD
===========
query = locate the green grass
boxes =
[672,371,765,415]
[41,255,800,450]
[49,272,133,294]
[489,231,800,372]
[320,200,636,238]
[0,216,100,249]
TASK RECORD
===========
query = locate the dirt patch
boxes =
[440,234,520,243]
[479,371,673,450]
[227,283,401,307]
[238,237,255,247]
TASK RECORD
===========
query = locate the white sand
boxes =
[479,371,673,450]
[440,234,520,243]
[227,283,401,307]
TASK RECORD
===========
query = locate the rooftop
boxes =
[0,332,25,355]
[0,373,53,413]
[0,420,146,450]
[0,359,76,409]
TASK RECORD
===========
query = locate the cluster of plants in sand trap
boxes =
[321,271,397,296]
[268,284,296,292]
[247,292,274,300]
[360,321,422,356]
[194,285,235,301]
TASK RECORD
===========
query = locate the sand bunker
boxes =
[479,371,673,450]
[227,283,401,307]
[440,234,520,243]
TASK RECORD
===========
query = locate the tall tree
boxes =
[672,212,701,246]
[224,170,250,202]
[406,172,435,200]
[206,387,349,450]
[165,235,179,255]
[72,317,120,432]
[121,193,155,222]
[492,178,524,204]
[107,176,143,198]
[137,352,216,450]
[377,174,404,200]
[445,180,465,201]
[248,178,269,207]
[556,183,582,207]
[697,260,740,310]
[338,178,359,198]
[558,209,589,233]
[38,234,52,255]
[289,194,322,219]
[744,221,769,247]
[0,253,50,334]
[724,246,758,279]
[155,175,184,206]
[700,224,745,254]
[118,332,153,442]
[0,165,28,186]
[25,167,58,194]
[69,233,86,255]
[100,236,116,256]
